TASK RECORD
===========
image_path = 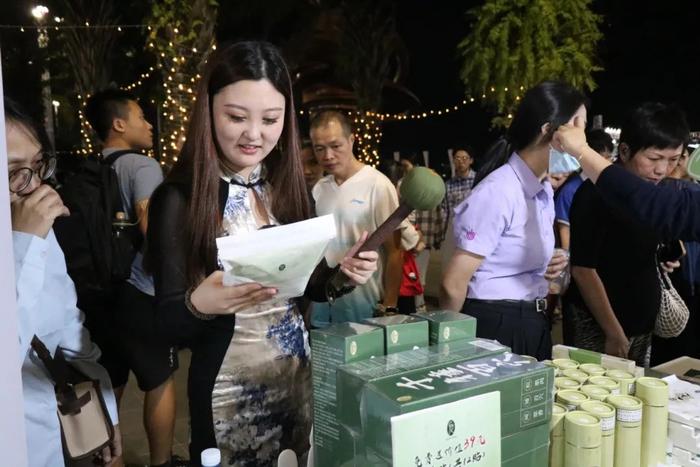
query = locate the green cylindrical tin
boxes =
[557,390,590,411]
[564,411,602,467]
[550,402,568,467]
[553,359,580,371]
[562,369,589,385]
[581,400,616,467]
[555,377,582,392]
[580,385,611,402]
[579,363,607,377]
[636,377,669,467]
[606,395,643,467]
[587,376,621,395]
[605,369,636,395]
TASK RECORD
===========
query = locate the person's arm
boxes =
[147,184,277,343]
[440,179,509,310]
[595,164,700,241]
[558,223,571,251]
[304,232,379,302]
[13,231,48,363]
[571,266,629,357]
[134,199,150,236]
[554,183,574,250]
[555,119,700,241]
[440,249,484,311]
[131,157,164,236]
[568,183,629,357]
[146,184,211,345]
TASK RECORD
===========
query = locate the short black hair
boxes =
[585,129,614,154]
[400,152,419,165]
[453,146,474,158]
[85,89,138,141]
[309,110,353,138]
[620,102,689,157]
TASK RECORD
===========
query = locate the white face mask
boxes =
[549,145,580,174]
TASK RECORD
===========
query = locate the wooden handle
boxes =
[328,202,413,294]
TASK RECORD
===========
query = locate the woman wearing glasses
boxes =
[6,95,122,466]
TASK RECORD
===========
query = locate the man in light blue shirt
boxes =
[7,97,120,465]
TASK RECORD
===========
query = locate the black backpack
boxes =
[54,151,139,311]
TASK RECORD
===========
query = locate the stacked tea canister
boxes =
[547,358,670,467]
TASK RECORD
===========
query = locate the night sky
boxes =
[2,0,700,171]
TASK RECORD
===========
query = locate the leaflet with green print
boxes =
[217,214,336,300]
[360,353,553,463]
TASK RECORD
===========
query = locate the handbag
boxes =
[30,335,114,460]
[654,265,690,338]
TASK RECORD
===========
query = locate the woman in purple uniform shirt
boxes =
[440,81,586,360]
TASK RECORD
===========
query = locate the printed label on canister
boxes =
[616,408,642,423]
[600,416,615,432]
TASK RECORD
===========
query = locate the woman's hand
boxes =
[660,260,681,274]
[552,116,589,158]
[11,185,70,238]
[190,271,277,315]
[340,231,379,286]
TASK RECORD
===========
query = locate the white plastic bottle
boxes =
[201,448,222,467]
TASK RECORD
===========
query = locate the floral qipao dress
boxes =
[211,164,312,466]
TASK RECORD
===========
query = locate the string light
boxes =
[0,23,148,30]
[147,23,214,166]
[349,111,381,166]
[76,94,95,156]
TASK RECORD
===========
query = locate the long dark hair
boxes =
[167,41,310,286]
[473,81,588,187]
[4,96,51,153]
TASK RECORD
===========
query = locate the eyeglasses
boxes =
[8,155,56,193]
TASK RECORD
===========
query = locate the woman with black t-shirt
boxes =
[563,102,688,366]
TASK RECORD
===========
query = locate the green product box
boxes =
[360,405,551,466]
[411,310,477,344]
[363,315,429,354]
[337,338,509,434]
[310,323,384,467]
[501,422,550,461]
[360,353,554,462]
[502,444,550,467]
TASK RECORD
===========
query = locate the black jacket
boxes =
[596,164,700,242]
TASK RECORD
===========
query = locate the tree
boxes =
[458,0,602,125]
[146,0,218,167]
[333,0,406,111]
